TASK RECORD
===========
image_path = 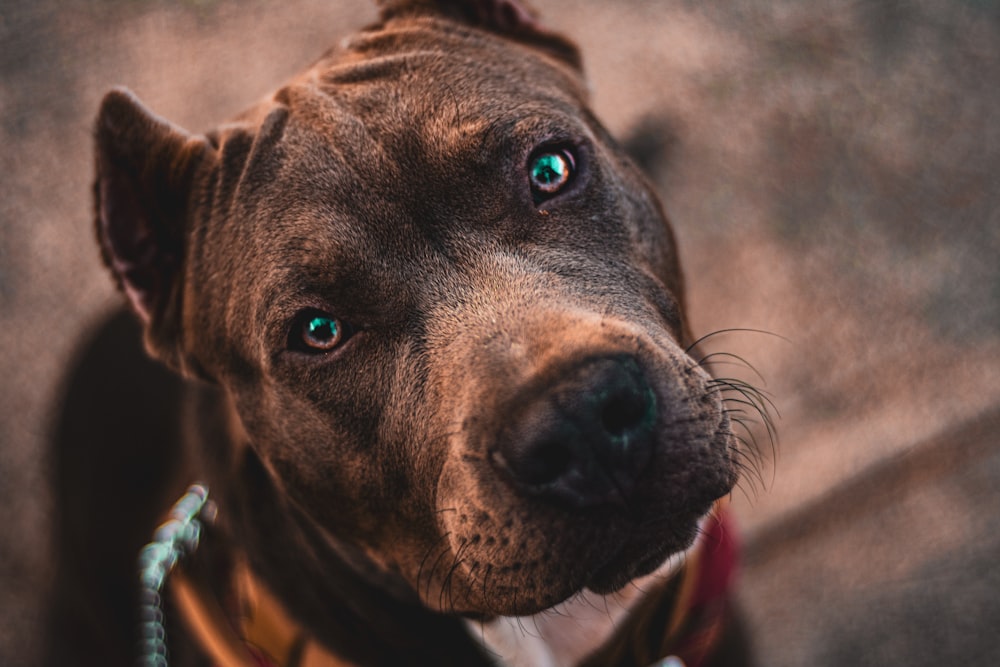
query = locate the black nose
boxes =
[493,356,657,508]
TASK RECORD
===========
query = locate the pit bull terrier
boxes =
[49,1,756,665]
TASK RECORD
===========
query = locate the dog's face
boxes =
[95,1,737,618]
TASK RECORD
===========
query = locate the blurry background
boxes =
[2,0,998,664]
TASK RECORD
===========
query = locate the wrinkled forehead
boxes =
[208,20,602,327]
[328,16,586,104]
[231,18,597,221]
[291,16,590,150]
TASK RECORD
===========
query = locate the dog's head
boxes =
[95,0,738,618]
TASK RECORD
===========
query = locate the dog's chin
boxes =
[583,532,694,596]
[573,518,701,601]
[474,513,705,617]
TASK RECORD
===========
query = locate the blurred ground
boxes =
[2,0,998,664]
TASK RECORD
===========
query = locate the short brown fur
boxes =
[51,2,747,665]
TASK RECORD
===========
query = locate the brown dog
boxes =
[49,1,752,665]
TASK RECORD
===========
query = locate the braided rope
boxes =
[137,484,212,667]
[654,658,686,667]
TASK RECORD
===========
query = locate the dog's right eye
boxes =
[528,147,576,203]
[289,311,350,353]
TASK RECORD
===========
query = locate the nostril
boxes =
[517,440,574,486]
[600,387,654,439]
[601,392,644,437]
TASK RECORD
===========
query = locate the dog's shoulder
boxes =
[47,308,193,665]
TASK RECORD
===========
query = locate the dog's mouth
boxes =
[430,472,724,616]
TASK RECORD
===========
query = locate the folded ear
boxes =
[377,0,582,71]
[94,88,215,371]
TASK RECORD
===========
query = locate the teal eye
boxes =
[529,148,575,200]
[299,313,344,352]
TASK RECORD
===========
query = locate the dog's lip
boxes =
[575,507,707,595]
[584,540,675,594]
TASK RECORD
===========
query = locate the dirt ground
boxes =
[2,1,999,664]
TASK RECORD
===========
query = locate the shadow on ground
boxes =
[1,1,998,664]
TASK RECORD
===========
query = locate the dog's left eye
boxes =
[528,148,575,201]
[290,311,350,353]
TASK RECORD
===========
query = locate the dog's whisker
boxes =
[426,539,457,603]
[710,382,780,446]
[439,538,472,613]
[726,427,762,467]
[697,351,768,385]
[720,392,773,480]
[720,395,773,432]
[734,476,763,504]
[710,377,780,417]
[727,426,764,483]
[684,327,788,357]
[709,377,778,407]
[698,358,765,377]
[601,593,613,622]
[725,413,766,450]
[734,447,766,489]
[624,578,651,600]
[690,334,781,497]
[417,531,454,602]
[716,391,780,448]
[728,416,764,459]
[727,436,768,492]
[721,396,778,449]
[704,509,725,538]
[530,611,546,639]
[714,386,771,414]
[731,460,762,499]
[514,604,534,639]
[729,410,777,470]
[480,563,494,612]
[722,407,756,424]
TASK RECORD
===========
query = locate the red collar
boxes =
[669,508,740,667]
